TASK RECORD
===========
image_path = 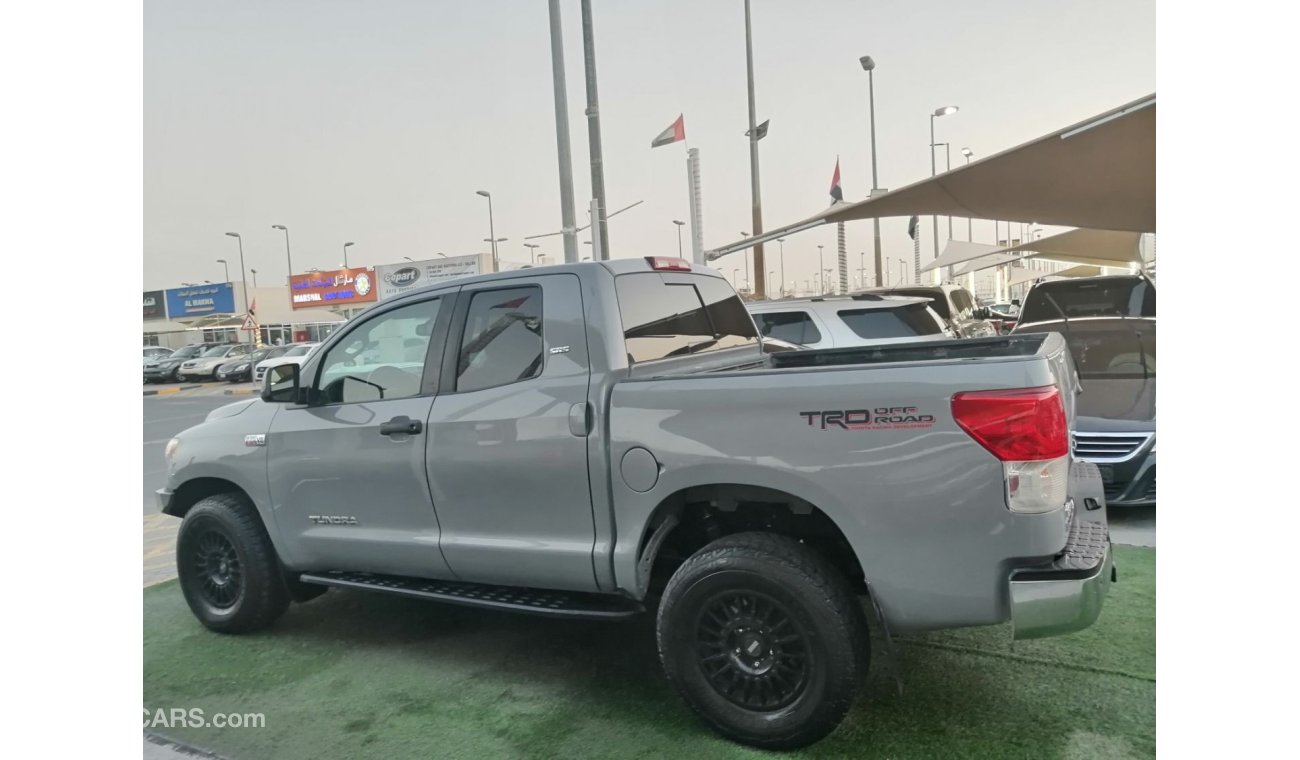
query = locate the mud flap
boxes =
[863,582,904,697]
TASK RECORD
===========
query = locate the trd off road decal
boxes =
[798,407,936,431]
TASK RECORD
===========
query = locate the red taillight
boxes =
[951,386,1068,461]
[646,256,692,271]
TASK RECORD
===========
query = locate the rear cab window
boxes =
[615,273,759,364]
[1020,278,1156,324]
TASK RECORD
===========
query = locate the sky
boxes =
[143,0,1155,292]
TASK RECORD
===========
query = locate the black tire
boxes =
[656,532,868,750]
[176,492,289,634]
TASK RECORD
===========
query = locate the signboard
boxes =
[143,290,166,320]
[240,314,258,331]
[375,254,488,300]
[289,267,379,310]
[163,283,236,318]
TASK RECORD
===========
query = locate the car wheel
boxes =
[176,492,289,634]
[656,532,868,750]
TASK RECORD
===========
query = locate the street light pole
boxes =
[271,224,292,284]
[250,268,258,288]
[817,245,825,293]
[776,237,786,297]
[475,190,499,271]
[223,232,251,343]
[342,242,354,268]
[525,243,540,264]
[580,0,610,259]
[216,259,229,283]
[547,0,580,262]
[672,220,685,257]
[743,0,767,298]
[732,268,740,289]
[961,148,974,241]
[930,106,958,281]
[860,56,883,286]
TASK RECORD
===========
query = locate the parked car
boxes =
[216,346,287,383]
[143,346,172,363]
[855,284,999,337]
[161,258,1111,750]
[1014,276,1155,506]
[747,294,955,349]
[252,342,319,384]
[176,343,253,382]
[144,343,221,383]
[1017,274,1155,326]
[983,301,1021,334]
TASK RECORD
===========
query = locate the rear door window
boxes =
[751,311,823,345]
[455,286,544,392]
[615,273,758,364]
[836,303,946,339]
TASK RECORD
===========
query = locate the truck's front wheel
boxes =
[656,532,868,749]
[176,493,289,634]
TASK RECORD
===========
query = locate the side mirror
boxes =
[262,363,300,403]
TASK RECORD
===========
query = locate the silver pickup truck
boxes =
[159,257,1112,749]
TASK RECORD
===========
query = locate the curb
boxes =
[143,385,202,397]
[224,388,260,396]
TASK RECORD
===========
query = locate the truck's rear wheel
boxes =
[176,493,288,634]
[656,532,868,749]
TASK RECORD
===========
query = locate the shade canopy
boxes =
[920,240,1003,273]
[961,227,1144,273]
[953,253,1019,276]
[706,94,1155,262]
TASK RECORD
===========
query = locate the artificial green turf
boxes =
[144,546,1154,759]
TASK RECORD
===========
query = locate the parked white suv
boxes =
[253,343,319,384]
[746,294,955,349]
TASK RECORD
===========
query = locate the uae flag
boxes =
[829,158,843,203]
[651,114,686,148]
[907,216,920,240]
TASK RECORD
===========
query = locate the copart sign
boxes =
[375,255,484,300]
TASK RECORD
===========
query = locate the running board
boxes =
[298,571,643,620]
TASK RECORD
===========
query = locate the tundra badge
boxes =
[244,434,266,447]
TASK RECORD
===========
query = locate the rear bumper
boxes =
[1009,519,1113,640]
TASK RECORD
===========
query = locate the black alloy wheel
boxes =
[695,590,810,711]
[191,528,242,609]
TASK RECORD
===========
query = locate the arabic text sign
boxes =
[375,255,484,300]
[289,267,379,309]
[163,283,236,318]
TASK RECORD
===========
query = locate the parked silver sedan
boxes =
[177,344,253,382]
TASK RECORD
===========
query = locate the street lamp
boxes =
[525,242,541,264]
[672,220,686,257]
[859,55,883,286]
[250,268,258,288]
[732,268,741,290]
[898,257,907,285]
[271,224,292,284]
[961,148,974,241]
[929,105,958,281]
[776,237,786,298]
[223,232,251,340]
[934,141,953,240]
[216,258,230,283]
[475,190,499,271]
[342,242,354,268]
[436,252,447,258]
[403,257,414,262]
[817,245,825,293]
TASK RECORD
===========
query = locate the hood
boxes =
[205,398,258,422]
[217,357,252,369]
[1075,376,1155,430]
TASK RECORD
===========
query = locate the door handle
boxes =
[379,416,423,436]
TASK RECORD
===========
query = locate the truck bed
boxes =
[769,334,1047,369]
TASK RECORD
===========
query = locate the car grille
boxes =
[1072,432,1152,462]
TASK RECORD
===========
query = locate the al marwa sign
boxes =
[289,267,378,310]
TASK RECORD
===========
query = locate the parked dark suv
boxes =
[1014,274,1156,506]
[856,284,999,338]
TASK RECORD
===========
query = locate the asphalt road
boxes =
[142,394,237,514]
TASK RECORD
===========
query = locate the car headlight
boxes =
[164,438,180,462]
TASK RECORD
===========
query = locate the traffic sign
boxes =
[240,314,257,331]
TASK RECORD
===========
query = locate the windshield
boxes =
[246,349,272,362]
[201,345,230,357]
[1020,278,1155,324]
[170,345,202,359]
[1058,322,1156,378]
[284,344,314,357]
